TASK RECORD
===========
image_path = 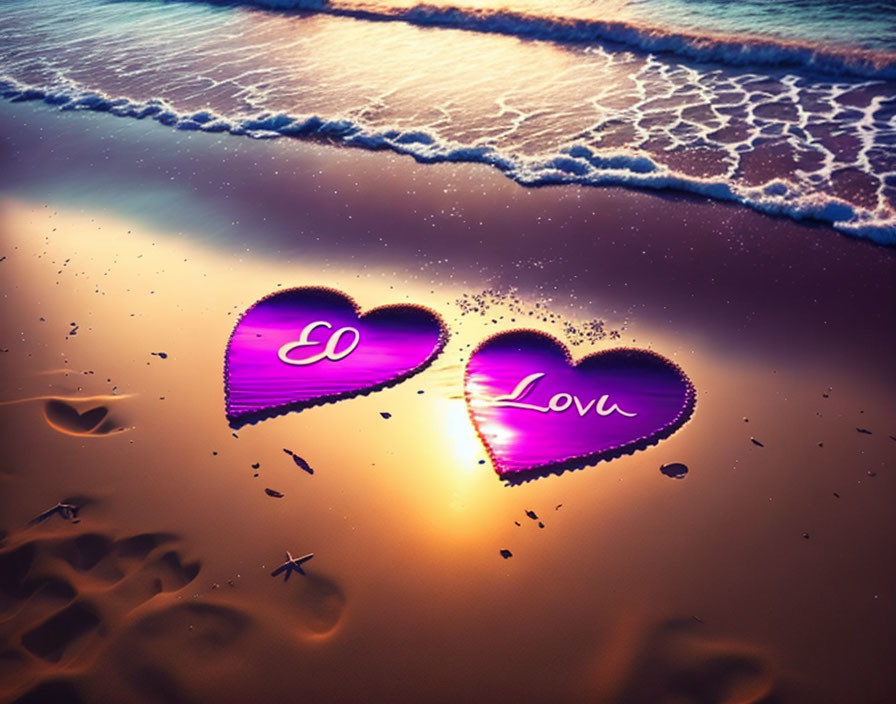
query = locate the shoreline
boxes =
[1,97,895,703]
[2,98,893,377]
[2,88,893,244]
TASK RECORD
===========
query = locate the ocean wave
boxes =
[3,78,893,244]
[186,0,896,80]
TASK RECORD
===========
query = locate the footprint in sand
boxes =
[19,600,102,662]
[289,573,347,636]
[6,679,87,704]
[89,574,346,701]
[0,520,201,702]
[132,600,251,653]
[96,599,290,703]
[596,617,778,704]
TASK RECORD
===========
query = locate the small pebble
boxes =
[660,462,688,479]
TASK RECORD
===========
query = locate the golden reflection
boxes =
[0,393,136,405]
[0,195,663,549]
[435,397,483,470]
[237,4,638,153]
[3,192,894,702]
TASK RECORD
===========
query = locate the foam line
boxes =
[188,0,896,80]
[3,79,893,244]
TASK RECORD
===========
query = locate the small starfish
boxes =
[28,502,80,526]
[270,551,314,581]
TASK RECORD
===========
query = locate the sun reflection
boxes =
[466,375,516,451]
[434,396,483,471]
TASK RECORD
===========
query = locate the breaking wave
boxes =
[3,77,893,243]
[1,0,894,243]
[191,0,896,80]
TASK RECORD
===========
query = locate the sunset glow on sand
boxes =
[1,1,894,702]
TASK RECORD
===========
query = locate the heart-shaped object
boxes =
[225,287,447,427]
[43,400,111,435]
[465,331,695,480]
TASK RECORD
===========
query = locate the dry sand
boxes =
[0,100,894,703]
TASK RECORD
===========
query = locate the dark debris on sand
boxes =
[660,462,689,479]
[380,412,392,419]
[27,502,80,526]
[264,488,284,498]
[292,455,314,474]
[856,428,872,435]
[500,549,513,559]
[283,449,314,474]
[750,437,764,447]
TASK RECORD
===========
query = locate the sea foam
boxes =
[1,0,894,243]
[192,0,896,80]
[3,76,892,243]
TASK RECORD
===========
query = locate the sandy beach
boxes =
[0,85,894,704]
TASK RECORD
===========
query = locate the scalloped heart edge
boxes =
[464,329,696,485]
[224,286,449,429]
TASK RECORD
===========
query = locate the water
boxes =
[204,0,896,52]
[621,0,896,53]
[1,0,894,241]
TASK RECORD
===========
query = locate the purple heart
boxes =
[225,287,447,427]
[465,331,695,480]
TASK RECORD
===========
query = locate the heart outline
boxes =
[465,329,696,483]
[224,286,448,428]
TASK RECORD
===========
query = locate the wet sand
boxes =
[0,99,894,703]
